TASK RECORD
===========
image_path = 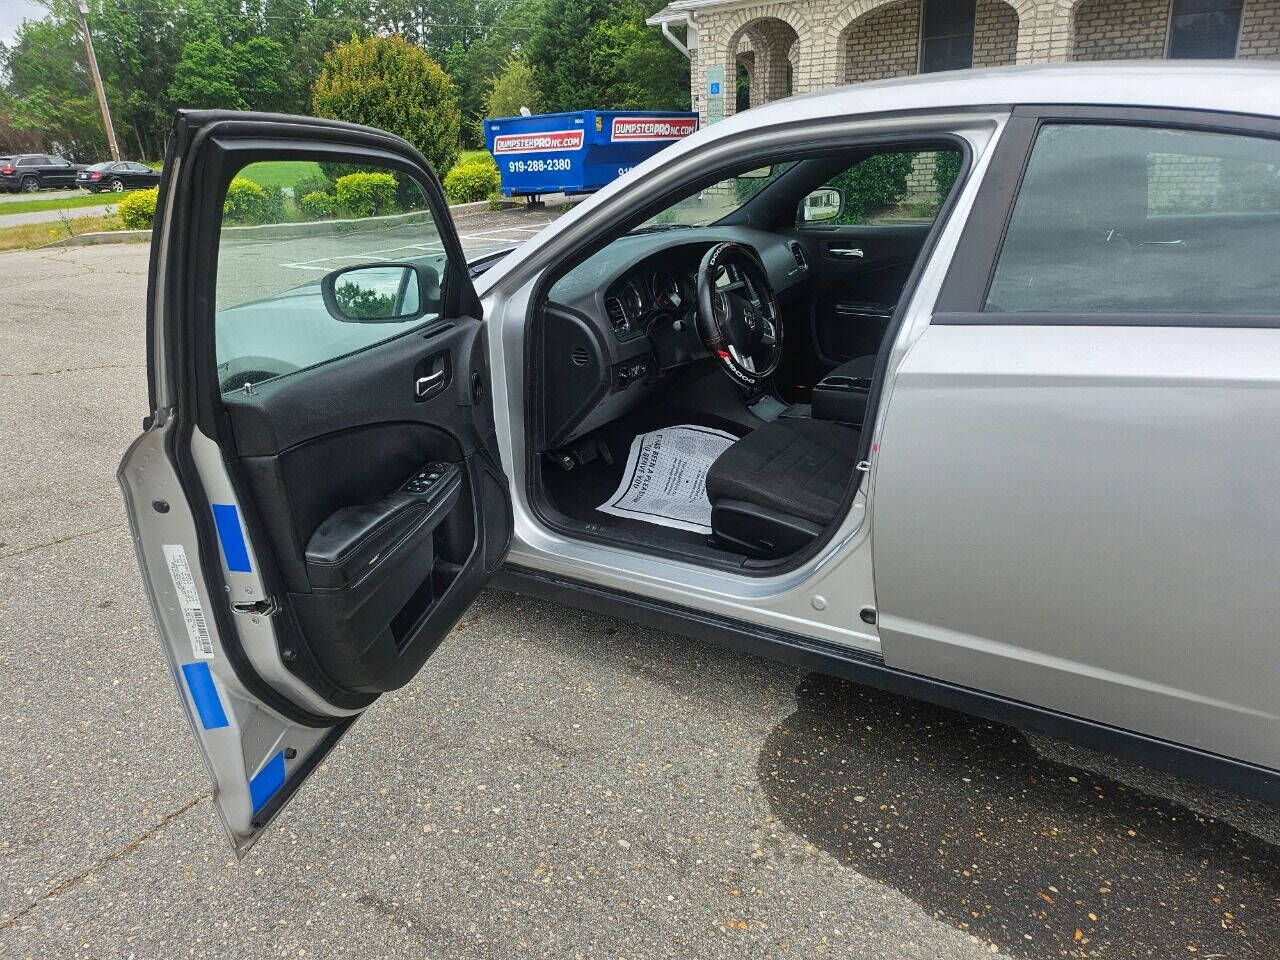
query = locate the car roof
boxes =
[717,61,1280,133]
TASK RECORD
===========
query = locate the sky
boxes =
[0,0,48,47]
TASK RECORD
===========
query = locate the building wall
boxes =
[973,0,1021,66]
[843,0,919,82]
[1072,0,1169,61]
[1239,0,1280,58]
[685,0,1279,126]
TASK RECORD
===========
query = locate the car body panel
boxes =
[871,323,1280,771]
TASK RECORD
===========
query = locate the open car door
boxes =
[118,111,513,856]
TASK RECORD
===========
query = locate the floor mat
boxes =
[598,425,738,533]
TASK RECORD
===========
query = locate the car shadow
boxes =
[759,673,1280,958]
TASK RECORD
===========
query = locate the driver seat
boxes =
[706,419,862,557]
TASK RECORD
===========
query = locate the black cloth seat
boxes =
[827,354,876,380]
[706,418,862,526]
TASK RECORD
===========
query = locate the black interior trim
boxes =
[494,565,1280,807]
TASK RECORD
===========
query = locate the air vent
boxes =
[789,242,807,270]
[604,296,629,334]
[570,345,589,367]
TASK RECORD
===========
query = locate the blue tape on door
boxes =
[249,750,286,814]
[182,661,230,730]
[211,503,252,573]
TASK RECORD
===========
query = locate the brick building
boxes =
[646,0,1280,126]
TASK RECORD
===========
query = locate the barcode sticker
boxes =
[163,544,214,660]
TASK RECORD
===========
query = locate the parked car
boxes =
[76,159,161,193]
[119,61,1280,857]
[0,153,84,192]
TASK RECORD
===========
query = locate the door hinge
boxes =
[231,598,278,617]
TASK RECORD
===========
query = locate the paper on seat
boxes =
[598,425,738,534]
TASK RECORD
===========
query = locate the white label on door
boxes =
[163,544,214,660]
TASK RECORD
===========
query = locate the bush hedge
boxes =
[335,171,398,218]
[117,187,159,229]
[223,176,283,225]
[293,172,333,199]
[444,154,500,204]
[300,191,335,220]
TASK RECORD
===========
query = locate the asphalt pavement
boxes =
[1,212,1278,959]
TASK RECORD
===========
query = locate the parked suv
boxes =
[0,153,85,192]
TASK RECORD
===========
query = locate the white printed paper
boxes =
[599,425,738,534]
[163,544,214,660]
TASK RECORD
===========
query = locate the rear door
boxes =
[119,110,513,856]
[872,107,1280,773]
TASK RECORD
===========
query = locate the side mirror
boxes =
[321,263,439,323]
[800,187,843,223]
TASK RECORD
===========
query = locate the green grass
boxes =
[0,190,138,216]
[236,160,323,192]
[0,213,129,252]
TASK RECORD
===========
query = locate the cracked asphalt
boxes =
[2,222,1278,959]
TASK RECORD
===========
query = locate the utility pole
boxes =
[73,0,121,160]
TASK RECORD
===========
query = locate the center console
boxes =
[811,374,872,428]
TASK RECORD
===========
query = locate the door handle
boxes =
[415,370,445,398]
[827,245,864,259]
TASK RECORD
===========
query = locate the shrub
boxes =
[311,35,460,174]
[223,176,276,224]
[444,154,500,203]
[117,187,159,229]
[293,172,333,199]
[300,190,335,220]
[826,153,914,224]
[934,150,961,200]
[335,171,398,218]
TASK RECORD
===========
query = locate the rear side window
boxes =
[213,160,453,394]
[798,148,962,227]
[986,124,1280,315]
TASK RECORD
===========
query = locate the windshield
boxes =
[632,163,796,231]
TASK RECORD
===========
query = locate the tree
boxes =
[484,56,540,119]
[311,34,460,173]
[168,33,290,112]
[526,0,687,112]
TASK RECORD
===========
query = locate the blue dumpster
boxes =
[484,110,698,199]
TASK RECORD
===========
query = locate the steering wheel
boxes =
[695,242,782,391]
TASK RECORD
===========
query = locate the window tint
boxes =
[920,0,975,73]
[214,160,451,393]
[1168,0,1243,58]
[986,124,1280,315]
[798,149,962,226]
[18,157,44,166]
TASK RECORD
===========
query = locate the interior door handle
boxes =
[828,245,864,259]
[415,370,445,398]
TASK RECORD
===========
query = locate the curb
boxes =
[40,197,527,249]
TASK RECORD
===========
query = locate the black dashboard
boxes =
[539,227,810,450]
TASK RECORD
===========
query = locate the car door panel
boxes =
[796,223,931,367]
[872,107,1280,774]
[872,323,1280,771]
[224,316,510,696]
[119,110,512,855]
